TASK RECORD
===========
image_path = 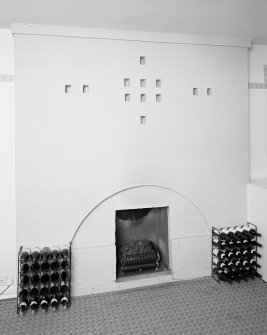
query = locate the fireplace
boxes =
[115,207,169,279]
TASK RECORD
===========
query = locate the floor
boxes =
[1,277,266,335]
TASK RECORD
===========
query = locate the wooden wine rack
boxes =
[17,243,72,314]
[212,222,261,283]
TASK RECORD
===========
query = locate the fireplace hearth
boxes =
[115,207,169,279]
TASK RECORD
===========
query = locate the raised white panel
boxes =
[171,236,211,279]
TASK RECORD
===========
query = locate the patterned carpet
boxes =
[1,277,267,335]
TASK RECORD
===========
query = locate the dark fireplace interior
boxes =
[115,207,169,279]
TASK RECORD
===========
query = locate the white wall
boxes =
[0,29,16,295]
[249,45,267,180]
[247,182,267,282]
[14,26,249,295]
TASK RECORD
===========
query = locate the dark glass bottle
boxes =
[51,259,60,271]
[18,296,28,314]
[20,262,30,274]
[31,261,40,273]
[60,293,69,309]
[247,246,261,257]
[61,245,70,259]
[50,284,60,311]
[20,248,31,262]
[212,248,226,260]
[51,271,60,283]
[29,297,39,313]
[41,247,51,260]
[61,259,69,269]
[31,247,42,261]
[20,274,30,287]
[51,246,60,259]
[31,273,40,285]
[41,260,50,272]
[40,272,50,284]
[61,269,70,282]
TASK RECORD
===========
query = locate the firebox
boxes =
[115,207,169,279]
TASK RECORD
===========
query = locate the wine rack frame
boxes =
[17,242,72,314]
[212,222,260,284]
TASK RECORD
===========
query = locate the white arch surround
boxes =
[71,185,211,296]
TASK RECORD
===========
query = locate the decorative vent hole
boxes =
[156,79,161,87]
[140,94,146,102]
[193,88,198,95]
[140,56,146,65]
[156,94,162,102]
[207,88,212,95]
[125,94,130,102]
[140,79,146,87]
[65,85,72,93]
[140,116,146,124]
[83,85,89,93]
[124,78,130,87]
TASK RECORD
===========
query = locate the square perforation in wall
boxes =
[156,79,161,87]
[65,85,72,93]
[124,78,130,87]
[140,79,146,87]
[140,116,146,124]
[83,85,89,93]
[125,93,130,102]
[156,94,162,102]
[140,56,146,65]
[193,88,198,95]
[140,94,146,102]
[207,88,212,95]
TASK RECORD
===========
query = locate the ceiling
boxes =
[1,0,267,44]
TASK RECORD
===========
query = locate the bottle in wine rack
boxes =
[61,245,70,259]
[51,259,60,271]
[213,257,227,270]
[41,260,50,272]
[232,248,241,257]
[239,247,249,257]
[248,239,262,248]
[212,248,226,260]
[225,227,239,240]
[61,269,70,282]
[31,273,40,285]
[40,285,49,312]
[248,267,262,279]
[60,292,69,309]
[233,238,243,248]
[242,225,262,237]
[247,246,261,257]
[40,272,50,284]
[213,267,231,282]
[29,285,39,298]
[20,274,30,287]
[20,248,31,262]
[31,261,40,273]
[216,228,230,240]
[212,238,227,248]
[50,284,60,311]
[246,257,261,268]
[31,247,41,261]
[51,246,60,259]
[61,258,69,269]
[51,271,60,283]
[18,296,28,314]
[41,247,51,260]
[60,281,69,294]
[29,297,39,313]
[20,262,30,274]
